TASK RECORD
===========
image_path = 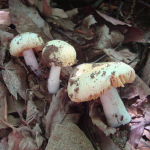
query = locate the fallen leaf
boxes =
[76,15,97,40]
[8,125,43,150]
[0,9,11,26]
[128,123,145,148]
[96,129,121,150]
[124,27,146,43]
[138,126,150,150]
[121,75,150,100]
[103,48,138,68]
[0,137,9,150]
[51,8,68,18]
[37,0,52,17]
[89,101,116,136]
[95,25,124,49]
[9,0,53,42]
[57,18,76,31]
[141,53,150,87]
[0,83,8,129]
[96,10,131,26]
[45,123,95,150]
[66,8,78,19]
[26,95,39,125]
[2,61,28,100]
[44,88,70,138]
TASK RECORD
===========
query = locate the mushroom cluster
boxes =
[10,32,44,77]
[67,62,135,127]
[42,40,77,94]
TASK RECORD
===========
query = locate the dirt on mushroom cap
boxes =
[67,62,135,102]
[42,40,77,67]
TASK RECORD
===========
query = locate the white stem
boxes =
[48,64,61,94]
[23,49,41,77]
[100,86,131,127]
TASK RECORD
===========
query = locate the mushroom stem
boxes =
[100,86,131,127]
[48,64,61,94]
[23,49,41,77]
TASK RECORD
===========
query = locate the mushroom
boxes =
[42,40,77,94]
[67,62,135,127]
[10,32,44,77]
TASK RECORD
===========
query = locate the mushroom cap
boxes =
[10,32,44,57]
[67,62,135,102]
[42,40,77,67]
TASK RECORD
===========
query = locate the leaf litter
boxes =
[0,0,150,149]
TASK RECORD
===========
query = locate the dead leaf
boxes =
[124,142,140,150]
[2,61,28,100]
[0,9,11,26]
[8,125,44,150]
[7,95,25,114]
[96,10,131,26]
[44,88,70,138]
[0,137,9,150]
[0,83,8,129]
[96,129,121,150]
[95,25,124,49]
[89,101,116,136]
[76,15,97,40]
[45,123,95,150]
[26,97,39,125]
[9,0,53,42]
[141,53,150,87]
[128,123,145,148]
[103,48,138,68]
[57,18,76,31]
[66,8,78,19]
[51,8,68,18]
[37,0,52,17]
[124,27,146,43]
[138,126,150,150]
[121,75,150,100]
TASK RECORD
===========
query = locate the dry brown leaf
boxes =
[0,83,8,129]
[57,18,76,31]
[124,142,140,150]
[7,115,20,127]
[26,92,39,125]
[121,75,150,100]
[103,48,138,68]
[37,0,52,17]
[95,25,124,49]
[45,123,95,150]
[96,10,131,26]
[141,53,150,87]
[128,123,145,148]
[7,95,25,114]
[96,129,121,150]
[0,9,11,26]
[66,8,78,19]
[2,61,28,100]
[44,88,70,138]
[9,0,53,42]
[0,137,9,150]
[51,8,68,18]
[138,126,150,150]
[89,101,116,136]
[76,15,97,40]
[8,125,43,150]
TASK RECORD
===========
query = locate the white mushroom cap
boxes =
[67,62,135,102]
[10,32,44,57]
[42,40,77,67]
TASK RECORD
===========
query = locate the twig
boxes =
[139,0,150,8]
[11,96,35,136]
